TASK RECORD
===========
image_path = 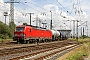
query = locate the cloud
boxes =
[44,4,54,11]
[0,0,3,3]
[81,12,87,19]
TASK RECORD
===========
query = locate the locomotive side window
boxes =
[16,27,24,32]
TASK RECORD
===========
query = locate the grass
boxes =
[78,38,90,42]
[0,38,13,43]
[67,44,89,60]
[66,38,90,60]
[68,38,76,41]
[68,38,90,42]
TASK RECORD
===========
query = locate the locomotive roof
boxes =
[26,25,47,30]
[16,25,25,27]
[16,25,48,30]
[27,25,47,29]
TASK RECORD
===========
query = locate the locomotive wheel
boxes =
[29,39,33,43]
[16,40,19,44]
[29,40,32,43]
[20,40,24,44]
[25,40,29,44]
[17,40,24,44]
[40,39,44,43]
[36,39,39,45]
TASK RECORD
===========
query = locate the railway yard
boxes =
[0,0,90,60]
[0,40,80,60]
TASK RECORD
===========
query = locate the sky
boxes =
[0,0,90,36]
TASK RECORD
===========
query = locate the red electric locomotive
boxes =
[13,25,52,43]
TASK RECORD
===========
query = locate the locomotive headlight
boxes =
[20,34,25,36]
[14,34,18,36]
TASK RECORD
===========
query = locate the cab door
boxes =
[29,28,32,38]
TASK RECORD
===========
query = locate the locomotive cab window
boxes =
[16,27,24,32]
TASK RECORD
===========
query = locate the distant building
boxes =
[57,29,71,38]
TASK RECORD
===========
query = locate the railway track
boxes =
[0,40,78,60]
[10,44,79,60]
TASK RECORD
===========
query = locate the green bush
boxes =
[0,34,5,39]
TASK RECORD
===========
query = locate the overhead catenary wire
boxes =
[24,1,49,12]
[0,1,51,26]
[19,1,57,18]
[46,0,75,18]
[55,0,85,21]
[19,0,76,24]
[19,1,52,20]
[2,0,85,25]
[3,0,84,20]
[22,0,71,19]
[19,2,43,13]
[55,0,69,13]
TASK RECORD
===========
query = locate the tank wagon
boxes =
[13,25,61,43]
[51,30,60,41]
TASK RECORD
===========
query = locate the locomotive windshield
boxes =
[15,27,24,32]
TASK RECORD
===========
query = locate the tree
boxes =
[0,21,16,39]
[9,21,16,38]
[0,21,11,39]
